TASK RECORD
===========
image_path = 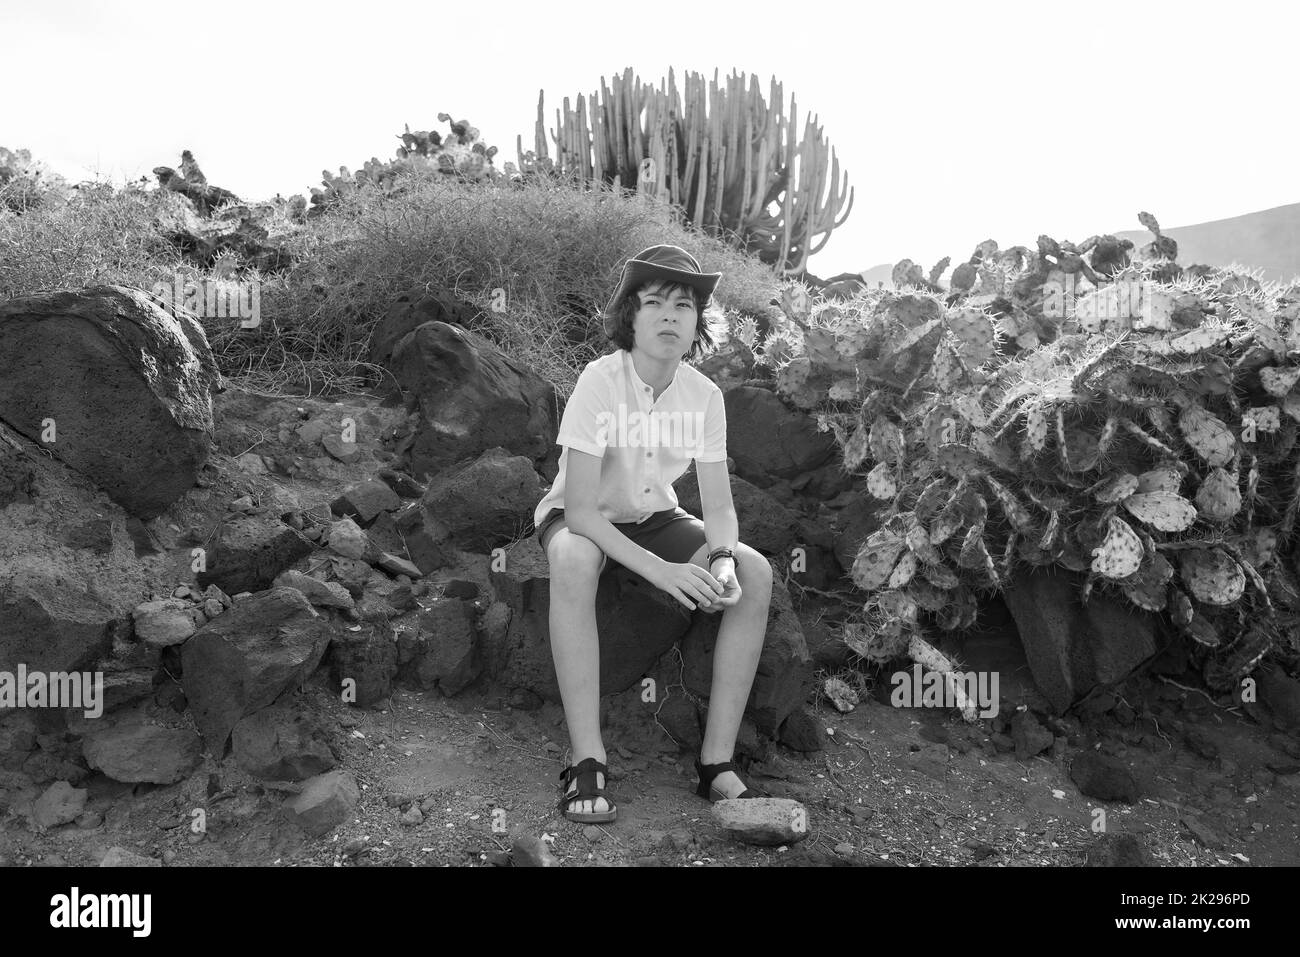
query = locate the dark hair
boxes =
[606,278,722,361]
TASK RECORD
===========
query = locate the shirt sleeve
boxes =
[555,364,611,458]
[694,386,728,463]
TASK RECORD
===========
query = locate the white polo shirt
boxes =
[534,349,728,527]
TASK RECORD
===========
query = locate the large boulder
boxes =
[388,321,558,479]
[1002,568,1159,713]
[327,622,397,707]
[487,538,693,700]
[231,702,336,781]
[0,555,118,673]
[194,516,314,597]
[418,447,542,553]
[0,285,222,519]
[679,579,814,735]
[180,587,333,757]
[407,598,481,695]
[82,718,202,784]
[672,471,839,586]
[672,472,802,557]
[724,387,836,486]
[368,289,485,369]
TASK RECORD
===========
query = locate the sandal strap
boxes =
[558,758,610,809]
[558,757,608,783]
[696,759,736,785]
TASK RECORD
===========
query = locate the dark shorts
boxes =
[535,506,708,571]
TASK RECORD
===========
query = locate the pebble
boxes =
[582,825,604,842]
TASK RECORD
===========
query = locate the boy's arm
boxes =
[695,459,739,566]
[561,448,670,582]
[694,386,736,568]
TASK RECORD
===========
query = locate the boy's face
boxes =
[631,282,697,360]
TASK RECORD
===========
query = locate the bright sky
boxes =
[3,0,1296,278]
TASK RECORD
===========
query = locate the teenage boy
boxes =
[533,244,773,823]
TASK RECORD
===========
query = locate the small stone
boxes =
[1070,752,1141,803]
[582,825,604,842]
[75,810,102,829]
[376,552,421,579]
[325,518,377,561]
[331,480,402,526]
[711,798,809,846]
[833,842,855,858]
[511,835,559,867]
[400,805,424,826]
[202,584,233,609]
[341,837,369,857]
[281,770,361,836]
[1181,814,1224,849]
[322,434,361,464]
[204,598,224,619]
[131,599,196,649]
[231,495,256,512]
[99,847,161,867]
[32,782,88,829]
[441,579,480,600]
[162,849,177,864]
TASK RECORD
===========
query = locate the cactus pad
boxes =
[851,530,907,590]
[1121,491,1198,531]
[1094,473,1139,504]
[1179,548,1246,606]
[1195,467,1242,523]
[1090,517,1144,579]
[1178,405,1236,467]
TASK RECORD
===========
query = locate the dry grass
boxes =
[2,166,788,399]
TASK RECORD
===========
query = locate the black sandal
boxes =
[695,758,762,802]
[558,757,617,824]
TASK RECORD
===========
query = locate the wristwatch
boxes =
[707,546,736,566]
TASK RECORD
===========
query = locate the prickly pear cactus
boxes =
[769,213,1299,684]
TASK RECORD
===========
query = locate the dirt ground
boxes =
[4,652,1297,868]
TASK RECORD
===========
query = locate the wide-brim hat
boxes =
[601,244,722,336]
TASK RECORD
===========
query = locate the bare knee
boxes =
[547,530,605,593]
[735,544,773,601]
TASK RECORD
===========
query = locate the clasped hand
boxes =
[652,559,741,613]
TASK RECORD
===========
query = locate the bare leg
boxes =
[691,542,773,798]
[546,528,611,814]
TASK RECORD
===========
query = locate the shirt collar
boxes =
[625,350,677,396]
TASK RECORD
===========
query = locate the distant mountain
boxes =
[859,263,894,287]
[1115,203,1300,283]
